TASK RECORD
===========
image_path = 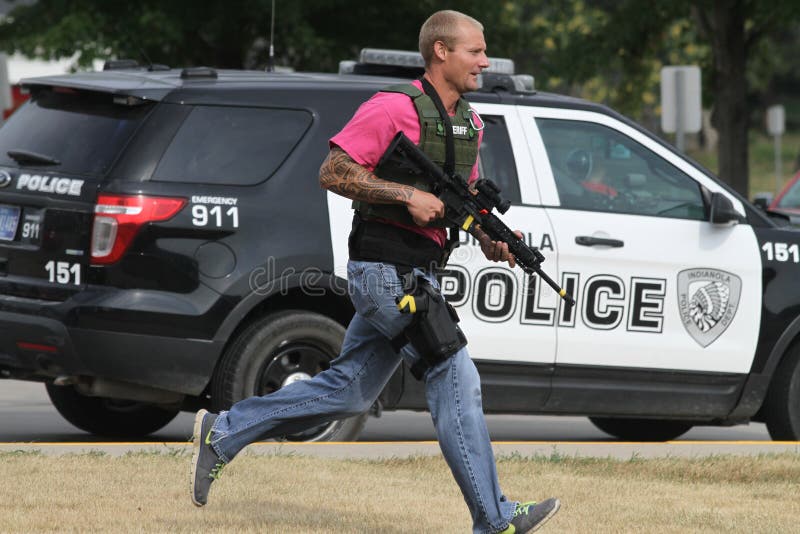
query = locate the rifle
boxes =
[380,131,576,307]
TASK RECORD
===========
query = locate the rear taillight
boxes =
[91,194,186,265]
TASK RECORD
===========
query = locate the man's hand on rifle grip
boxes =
[407,189,445,226]
[473,225,523,268]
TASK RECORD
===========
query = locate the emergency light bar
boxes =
[340,48,534,93]
[356,48,515,75]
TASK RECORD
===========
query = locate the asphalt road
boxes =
[0,379,773,443]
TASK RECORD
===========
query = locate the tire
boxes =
[211,310,368,442]
[45,383,179,437]
[589,417,693,441]
[763,343,800,440]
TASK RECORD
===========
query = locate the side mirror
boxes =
[751,192,773,210]
[709,192,743,225]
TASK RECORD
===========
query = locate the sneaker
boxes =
[190,409,225,506]
[499,498,561,533]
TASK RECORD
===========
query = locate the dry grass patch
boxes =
[1,449,798,533]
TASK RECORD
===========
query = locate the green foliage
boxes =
[0,1,267,68]
[0,0,504,71]
[0,1,796,111]
[1,0,798,194]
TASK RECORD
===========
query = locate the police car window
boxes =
[536,118,705,220]
[0,88,153,176]
[478,115,521,204]
[153,106,312,185]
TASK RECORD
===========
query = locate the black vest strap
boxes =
[420,77,455,177]
[418,79,464,267]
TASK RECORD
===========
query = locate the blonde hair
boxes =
[419,10,483,66]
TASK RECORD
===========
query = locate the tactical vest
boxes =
[353,83,479,228]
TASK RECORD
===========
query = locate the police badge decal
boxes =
[677,268,742,347]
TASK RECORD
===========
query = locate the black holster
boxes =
[392,276,467,380]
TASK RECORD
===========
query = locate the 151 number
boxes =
[45,261,81,285]
[761,242,800,263]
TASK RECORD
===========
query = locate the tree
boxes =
[1,1,798,196]
[531,0,800,198]
[0,0,265,68]
[694,1,750,196]
[0,1,498,71]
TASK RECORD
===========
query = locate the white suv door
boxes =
[445,102,558,367]
[521,107,762,375]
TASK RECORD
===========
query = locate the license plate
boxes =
[0,204,21,241]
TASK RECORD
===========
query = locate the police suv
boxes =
[0,51,798,442]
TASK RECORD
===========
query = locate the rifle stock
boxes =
[381,131,575,307]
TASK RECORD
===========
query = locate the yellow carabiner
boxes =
[397,295,417,314]
[397,295,417,313]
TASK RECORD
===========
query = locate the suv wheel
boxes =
[589,417,693,441]
[763,343,800,440]
[45,383,180,437]
[211,310,368,442]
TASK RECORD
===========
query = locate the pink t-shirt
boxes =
[330,79,482,247]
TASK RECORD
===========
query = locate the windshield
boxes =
[0,87,153,176]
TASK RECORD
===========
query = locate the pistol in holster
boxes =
[391,275,467,380]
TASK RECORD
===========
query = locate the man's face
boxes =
[440,22,489,94]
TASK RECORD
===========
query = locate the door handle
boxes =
[575,235,624,248]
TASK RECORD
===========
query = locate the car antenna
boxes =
[138,46,153,70]
[267,0,276,72]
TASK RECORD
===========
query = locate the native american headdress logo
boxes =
[677,268,742,347]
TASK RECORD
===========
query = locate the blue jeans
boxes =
[209,260,517,533]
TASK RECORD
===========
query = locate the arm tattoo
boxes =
[319,148,414,204]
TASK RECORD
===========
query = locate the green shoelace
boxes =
[209,461,225,480]
[513,501,537,517]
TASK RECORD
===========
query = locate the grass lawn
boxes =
[2,449,799,533]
